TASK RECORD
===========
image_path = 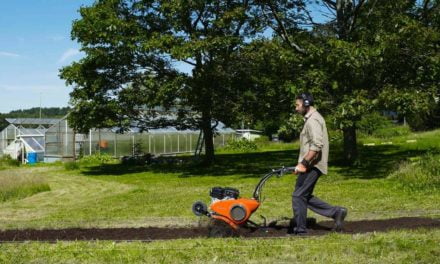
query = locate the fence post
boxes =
[177,134,180,153]
[65,120,68,156]
[132,135,135,156]
[89,130,92,155]
[114,133,117,158]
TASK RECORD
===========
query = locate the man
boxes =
[292,92,347,235]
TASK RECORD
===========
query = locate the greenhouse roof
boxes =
[113,121,235,134]
[5,118,61,126]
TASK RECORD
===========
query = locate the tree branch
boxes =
[348,0,366,34]
[183,59,196,66]
[322,0,337,9]
[266,2,306,54]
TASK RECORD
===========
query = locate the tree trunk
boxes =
[343,125,357,163]
[201,112,215,165]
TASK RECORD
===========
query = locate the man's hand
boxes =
[294,163,307,174]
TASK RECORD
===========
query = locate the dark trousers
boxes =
[292,168,338,232]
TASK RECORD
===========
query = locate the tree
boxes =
[60,0,263,164]
[259,0,440,162]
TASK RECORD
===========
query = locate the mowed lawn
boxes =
[0,128,439,263]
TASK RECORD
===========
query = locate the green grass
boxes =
[0,155,20,171]
[0,229,438,263]
[0,168,50,202]
[0,127,439,262]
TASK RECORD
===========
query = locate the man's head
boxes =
[295,92,314,116]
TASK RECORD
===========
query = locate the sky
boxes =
[0,0,95,113]
[0,1,330,114]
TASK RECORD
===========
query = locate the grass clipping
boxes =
[0,170,50,202]
[388,153,440,191]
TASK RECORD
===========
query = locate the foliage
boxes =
[372,125,411,139]
[0,155,20,170]
[0,107,70,131]
[253,135,270,145]
[389,152,440,191]
[223,138,258,152]
[277,113,304,142]
[59,0,266,164]
[261,0,440,162]
[59,0,440,165]
[357,112,392,135]
[79,153,114,165]
[64,161,80,171]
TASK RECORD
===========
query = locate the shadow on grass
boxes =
[330,144,430,179]
[81,150,298,178]
[80,143,433,179]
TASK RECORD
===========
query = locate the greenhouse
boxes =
[44,117,237,162]
[0,118,60,163]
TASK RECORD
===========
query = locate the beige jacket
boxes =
[298,107,329,175]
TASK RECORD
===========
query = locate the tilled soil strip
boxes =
[0,217,439,242]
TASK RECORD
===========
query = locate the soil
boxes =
[0,217,439,242]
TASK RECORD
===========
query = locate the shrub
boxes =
[357,112,392,135]
[388,153,440,191]
[64,161,80,171]
[278,114,304,142]
[79,153,114,165]
[0,155,20,169]
[224,138,258,152]
[253,136,270,145]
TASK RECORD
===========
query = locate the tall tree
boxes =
[260,0,440,162]
[60,0,262,164]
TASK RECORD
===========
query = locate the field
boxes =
[0,127,439,263]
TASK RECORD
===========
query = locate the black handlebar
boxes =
[252,166,296,201]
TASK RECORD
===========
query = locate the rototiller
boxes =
[192,166,297,236]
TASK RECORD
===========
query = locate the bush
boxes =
[278,114,304,142]
[253,136,270,145]
[0,155,20,169]
[388,153,440,191]
[79,153,114,165]
[64,161,80,171]
[357,112,392,135]
[224,138,258,152]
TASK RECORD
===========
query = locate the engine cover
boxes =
[210,198,260,225]
[210,187,240,200]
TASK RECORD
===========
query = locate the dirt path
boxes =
[0,217,438,242]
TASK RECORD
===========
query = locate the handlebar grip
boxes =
[283,166,296,173]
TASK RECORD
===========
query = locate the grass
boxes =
[0,229,438,263]
[0,168,50,202]
[0,155,20,171]
[0,126,439,262]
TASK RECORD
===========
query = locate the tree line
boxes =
[0,107,70,131]
[60,0,440,164]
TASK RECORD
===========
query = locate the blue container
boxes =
[27,152,38,164]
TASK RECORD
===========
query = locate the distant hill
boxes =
[0,107,70,130]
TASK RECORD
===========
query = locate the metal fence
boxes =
[44,119,237,160]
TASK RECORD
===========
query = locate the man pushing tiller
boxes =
[192,92,347,237]
[291,92,347,235]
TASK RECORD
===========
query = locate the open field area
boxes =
[0,128,439,263]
